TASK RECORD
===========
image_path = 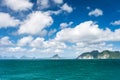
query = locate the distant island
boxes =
[50,54,61,59]
[47,50,120,59]
[77,50,120,59]
[0,50,120,59]
[50,50,120,59]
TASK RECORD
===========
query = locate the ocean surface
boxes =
[0,59,120,80]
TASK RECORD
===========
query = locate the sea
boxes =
[0,59,120,80]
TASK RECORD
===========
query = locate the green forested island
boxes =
[77,50,120,59]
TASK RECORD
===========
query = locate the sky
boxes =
[0,0,120,58]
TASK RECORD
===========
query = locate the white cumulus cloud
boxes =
[30,37,67,49]
[53,0,63,4]
[61,3,73,13]
[0,12,20,28]
[60,21,73,29]
[55,21,120,43]
[3,0,33,11]
[0,36,13,46]
[30,37,44,48]
[111,20,120,26]
[18,11,53,35]
[37,0,49,9]
[88,8,103,17]
[44,10,62,15]
[17,36,33,46]
[8,47,27,53]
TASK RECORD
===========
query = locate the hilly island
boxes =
[77,50,120,59]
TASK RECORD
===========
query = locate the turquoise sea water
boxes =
[0,59,120,80]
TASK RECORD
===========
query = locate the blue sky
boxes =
[0,0,120,58]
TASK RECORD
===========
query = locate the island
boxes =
[77,50,120,59]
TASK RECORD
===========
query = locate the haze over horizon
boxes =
[0,0,120,58]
